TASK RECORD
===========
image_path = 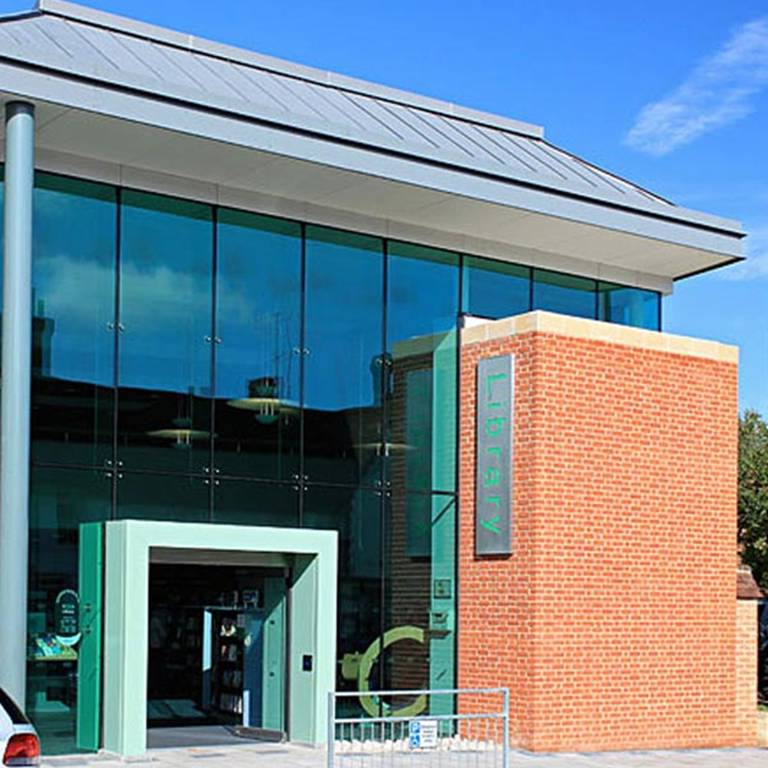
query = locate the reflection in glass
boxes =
[31,174,117,466]
[212,479,299,526]
[532,268,596,319]
[303,485,382,715]
[215,210,302,480]
[598,282,660,330]
[116,472,209,522]
[384,493,456,715]
[462,256,531,319]
[117,192,213,474]
[304,227,384,487]
[27,466,111,756]
[387,242,458,494]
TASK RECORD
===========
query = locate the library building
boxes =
[0,0,759,758]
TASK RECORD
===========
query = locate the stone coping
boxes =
[461,311,738,364]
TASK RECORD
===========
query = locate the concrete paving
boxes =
[40,743,767,768]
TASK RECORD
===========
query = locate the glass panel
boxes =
[27,466,111,755]
[117,191,213,474]
[598,282,660,330]
[532,269,596,319]
[387,242,458,494]
[304,227,384,488]
[116,472,209,522]
[462,256,530,319]
[31,173,117,467]
[383,493,456,717]
[212,479,299,526]
[215,210,302,481]
[303,485,382,716]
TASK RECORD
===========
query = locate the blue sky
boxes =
[5,0,767,413]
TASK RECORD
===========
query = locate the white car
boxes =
[0,688,39,766]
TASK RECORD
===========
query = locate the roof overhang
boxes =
[0,2,746,292]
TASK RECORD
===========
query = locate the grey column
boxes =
[0,101,34,706]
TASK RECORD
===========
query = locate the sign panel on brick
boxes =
[475,354,514,555]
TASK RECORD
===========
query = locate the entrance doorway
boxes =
[147,562,288,740]
[88,520,337,757]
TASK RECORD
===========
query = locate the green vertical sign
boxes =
[475,355,514,555]
[77,522,103,751]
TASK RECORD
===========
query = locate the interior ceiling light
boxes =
[353,442,414,456]
[227,376,298,425]
[147,417,209,449]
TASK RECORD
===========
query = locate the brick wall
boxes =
[736,599,759,745]
[458,314,740,752]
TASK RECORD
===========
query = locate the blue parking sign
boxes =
[408,720,421,749]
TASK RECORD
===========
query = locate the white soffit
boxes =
[0,104,687,292]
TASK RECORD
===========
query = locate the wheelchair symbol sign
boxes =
[409,719,438,749]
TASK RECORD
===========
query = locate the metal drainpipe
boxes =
[0,101,35,706]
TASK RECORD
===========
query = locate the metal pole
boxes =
[327,690,335,768]
[0,100,34,706]
[502,688,509,768]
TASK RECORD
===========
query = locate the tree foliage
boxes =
[739,409,768,588]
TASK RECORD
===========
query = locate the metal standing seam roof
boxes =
[0,0,745,249]
[0,2,702,213]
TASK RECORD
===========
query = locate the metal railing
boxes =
[327,688,509,768]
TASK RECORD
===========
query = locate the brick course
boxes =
[458,324,742,751]
[736,599,759,745]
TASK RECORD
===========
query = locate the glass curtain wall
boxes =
[462,255,661,330]
[215,210,302,485]
[213,209,302,528]
[22,169,662,752]
[383,243,458,714]
[532,268,596,318]
[301,228,387,716]
[462,257,530,320]
[303,227,385,488]
[598,281,661,328]
[27,173,117,754]
[27,466,111,755]
[31,173,116,467]
[117,191,213,476]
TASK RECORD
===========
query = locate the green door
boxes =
[76,523,103,751]
[261,576,287,732]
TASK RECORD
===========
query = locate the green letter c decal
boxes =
[357,626,427,718]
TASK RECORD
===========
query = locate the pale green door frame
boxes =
[102,520,337,757]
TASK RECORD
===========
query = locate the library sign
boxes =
[475,355,514,556]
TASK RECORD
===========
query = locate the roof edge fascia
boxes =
[34,0,545,140]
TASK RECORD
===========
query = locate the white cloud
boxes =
[717,225,768,281]
[625,17,768,156]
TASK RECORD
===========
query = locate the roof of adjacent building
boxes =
[0,1,746,285]
[737,567,764,600]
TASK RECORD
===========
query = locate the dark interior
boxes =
[147,562,283,729]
